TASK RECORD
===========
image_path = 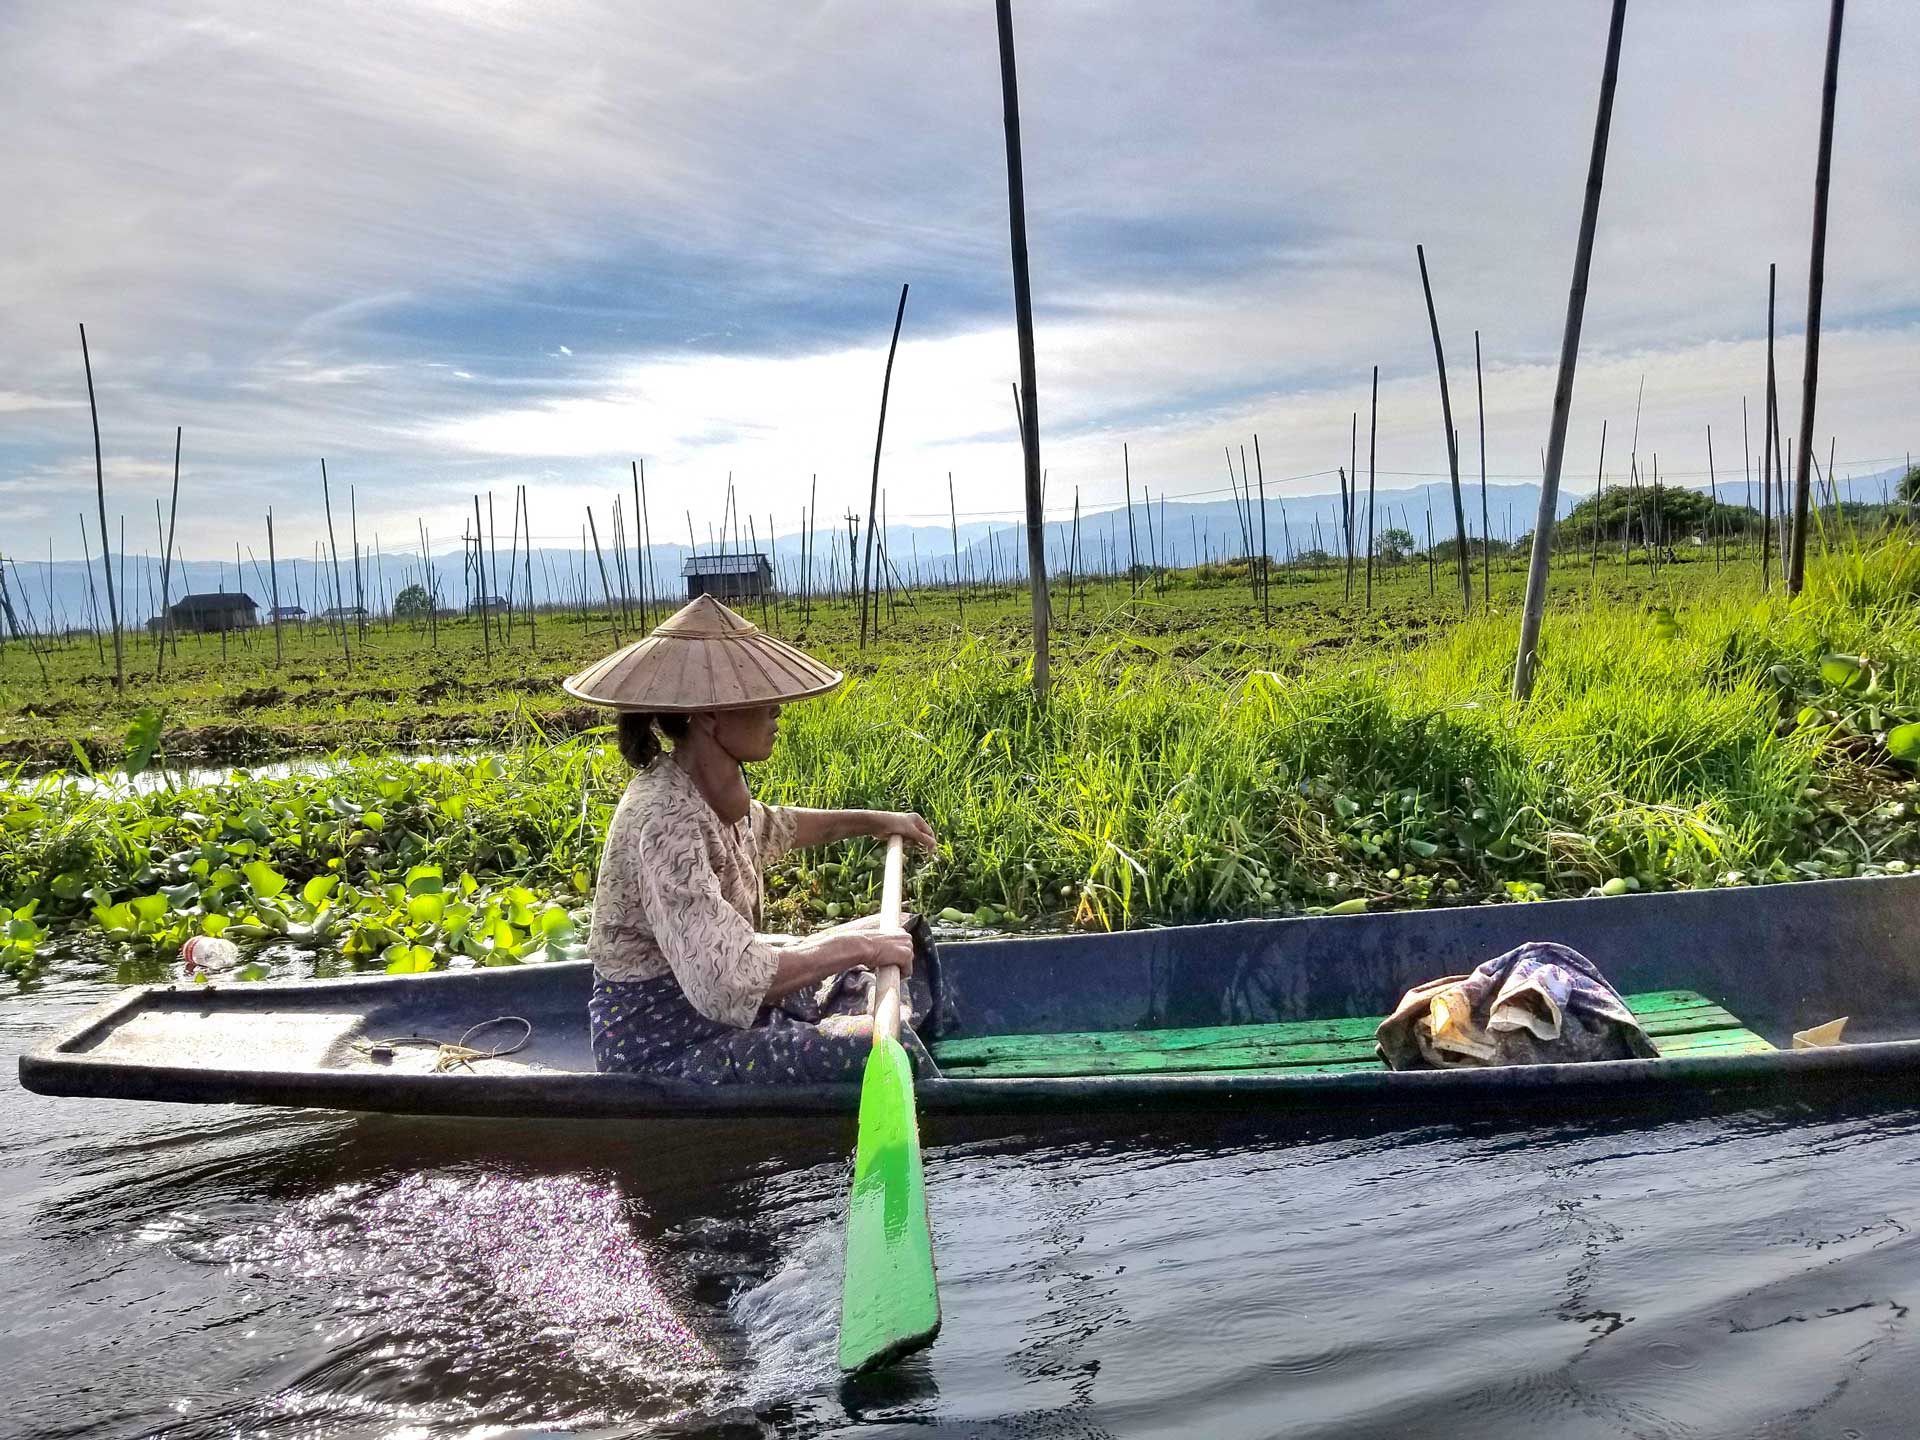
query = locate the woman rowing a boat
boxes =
[563,594,942,1084]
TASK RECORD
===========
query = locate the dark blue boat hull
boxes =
[22,874,1920,1119]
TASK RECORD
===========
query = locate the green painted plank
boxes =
[838,1035,940,1373]
[1624,989,1727,1013]
[931,990,1772,1080]
[934,992,1736,1068]
[1651,1028,1775,1057]
[934,1016,1384,1064]
[949,1038,1383,1079]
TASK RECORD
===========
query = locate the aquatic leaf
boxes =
[536,905,574,937]
[241,861,288,899]
[362,810,386,832]
[404,864,444,896]
[1324,897,1368,915]
[234,963,271,982]
[302,874,339,907]
[1404,839,1440,859]
[161,882,201,909]
[407,891,447,926]
[50,872,88,902]
[129,894,169,925]
[92,901,134,934]
[1820,653,1869,691]
[383,944,436,974]
[440,902,475,938]
[1887,723,1920,763]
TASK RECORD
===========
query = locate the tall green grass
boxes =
[4,539,1919,978]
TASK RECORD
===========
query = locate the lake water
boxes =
[6,971,1918,1438]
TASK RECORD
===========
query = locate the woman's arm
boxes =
[764,925,913,1002]
[785,807,938,852]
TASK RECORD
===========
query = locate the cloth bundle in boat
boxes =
[1375,942,1658,1070]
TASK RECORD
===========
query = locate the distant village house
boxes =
[682,552,772,602]
[167,592,258,634]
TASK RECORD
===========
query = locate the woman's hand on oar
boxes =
[871,811,939,853]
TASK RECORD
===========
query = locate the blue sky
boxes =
[4,0,1917,564]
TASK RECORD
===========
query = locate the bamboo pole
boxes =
[1414,248,1473,615]
[1345,412,1358,600]
[321,460,352,668]
[859,284,910,649]
[522,485,537,650]
[420,520,439,649]
[1512,0,1626,701]
[78,515,105,662]
[997,0,1049,701]
[947,472,964,628]
[1788,0,1846,594]
[1475,330,1491,607]
[1708,426,1720,569]
[155,427,182,671]
[587,507,619,644]
[1366,365,1379,609]
[78,324,124,690]
[1591,420,1607,585]
[1254,436,1272,620]
[505,484,522,640]
[1124,444,1139,596]
[350,486,366,641]
[266,509,283,664]
[641,462,656,629]
[472,495,493,661]
[1142,482,1161,594]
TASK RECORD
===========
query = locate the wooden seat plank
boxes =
[931,990,1773,1079]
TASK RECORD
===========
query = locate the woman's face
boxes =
[706,704,782,763]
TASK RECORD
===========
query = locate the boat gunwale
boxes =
[21,1010,1920,1119]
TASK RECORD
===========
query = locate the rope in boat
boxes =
[352,1015,534,1073]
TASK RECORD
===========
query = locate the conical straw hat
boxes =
[562,594,843,712]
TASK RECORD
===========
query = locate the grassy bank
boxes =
[4,540,1919,984]
[3,549,1725,767]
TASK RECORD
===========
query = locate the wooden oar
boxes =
[837,834,941,1373]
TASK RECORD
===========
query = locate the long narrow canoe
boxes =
[22,873,1920,1120]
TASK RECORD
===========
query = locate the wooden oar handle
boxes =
[871,836,906,1046]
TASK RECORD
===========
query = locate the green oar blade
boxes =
[837,1033,939,1373]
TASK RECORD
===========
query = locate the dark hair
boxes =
[616,711,691,769]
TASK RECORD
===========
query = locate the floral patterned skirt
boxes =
[590,920,943,1085]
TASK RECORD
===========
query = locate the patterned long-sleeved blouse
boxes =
[588,758,798,1028]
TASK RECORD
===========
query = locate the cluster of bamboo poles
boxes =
[21,0,1856,715]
